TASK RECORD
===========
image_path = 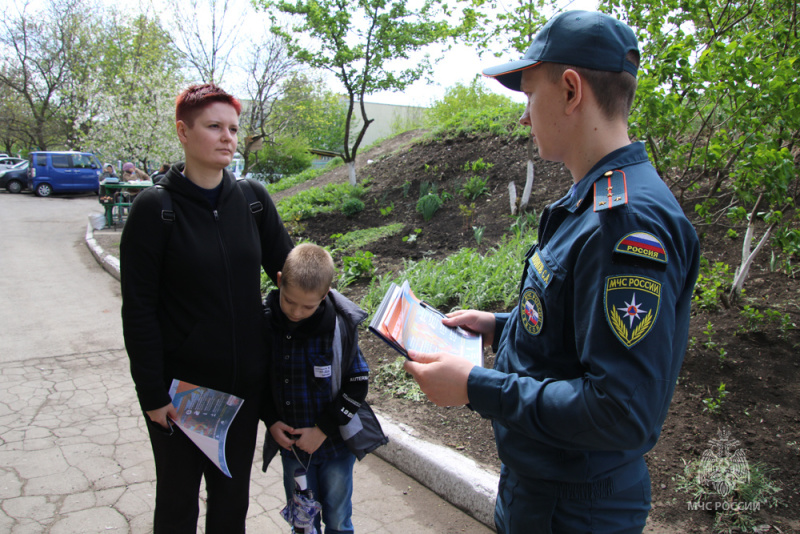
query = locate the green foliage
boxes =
[338,251,375,288]
[416,193,443,221]
[249,133,314,177]
[260,268,277,296]
[266,166,330,194]
[258,0,458,175]
[331,223,405,253]
[341,197,365,216]
[379,202,394,216]
[693,259,733,311]
[402,180,411,198]
[459,203,476,230]
[277,183,366,222]
[460,176,489,201]
[702,321,727,365]
[676,459,783,533]
[509,211,539,239]
[702,382,728,414]
[473,226,485,245]
[463,158,493,174]
[425,78,528,138]
[402,228,422,243]
[373,357,423,401]
[361,233,529,314]
[738,306,795,336]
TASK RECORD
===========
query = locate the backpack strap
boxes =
[154,184,176,223]
[237,179,264,229]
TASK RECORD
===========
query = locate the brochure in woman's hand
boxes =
[168,379,244,477]
[368,281,484,367]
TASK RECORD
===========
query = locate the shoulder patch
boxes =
[594,170,628,212]
[604,275,661,348]
[520,288,544,336]
[614,232,667,264]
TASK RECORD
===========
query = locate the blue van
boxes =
[27,151,102,197]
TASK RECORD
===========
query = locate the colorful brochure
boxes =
[168,379,244,478]
[368,281,484,367]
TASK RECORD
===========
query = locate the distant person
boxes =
[101,164,117,179]
[121,162,150,182]
[403,11,700,533]
[152,163,170,184]
[261,243,387,534]
[120,83,293,533]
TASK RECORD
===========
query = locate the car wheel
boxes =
[36,183,53,197]
[7,180,22,194]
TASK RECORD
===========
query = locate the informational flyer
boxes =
[368,281,483,367]
[168,380,244,478]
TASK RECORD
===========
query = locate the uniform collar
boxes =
[563,142,649,213]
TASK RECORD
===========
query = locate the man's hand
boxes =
[294,426,327,454]
[442,309,496,347]
[403,350,474,407]
[146,403,178,429]
[269,421,298,450]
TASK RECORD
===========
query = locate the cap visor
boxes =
[482,59,541,91]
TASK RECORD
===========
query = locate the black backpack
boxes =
[155,178,264,230]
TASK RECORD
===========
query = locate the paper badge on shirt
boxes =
[604,275,661,348]
[314,365,332,378]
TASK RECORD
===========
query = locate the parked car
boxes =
[27,151,102,197]
[0,157,25,170]
[0,161,30,193]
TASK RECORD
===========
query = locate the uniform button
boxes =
[604,170,613,176]
[284,379,289,384]
[285,401,290,406]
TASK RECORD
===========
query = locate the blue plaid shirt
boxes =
[264,290,370,463]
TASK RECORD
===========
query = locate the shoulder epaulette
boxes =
[593,170,628,212]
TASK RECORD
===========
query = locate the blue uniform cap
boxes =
[483,10,639,92]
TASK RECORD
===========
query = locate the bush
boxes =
[460,176,489,200]
[416,193,442,221]
[341,197,365,216]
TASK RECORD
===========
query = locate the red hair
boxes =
[175,84,242,125]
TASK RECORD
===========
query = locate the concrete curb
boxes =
[84,224,499,530]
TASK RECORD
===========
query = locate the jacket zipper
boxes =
[214,208,239,395]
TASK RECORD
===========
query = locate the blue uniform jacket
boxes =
[468,143,700,495]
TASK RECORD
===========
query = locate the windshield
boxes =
[11,161,28,169]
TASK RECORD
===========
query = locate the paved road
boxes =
[0,191,493,533]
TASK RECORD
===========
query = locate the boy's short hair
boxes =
[543,50,639,120]
[280,243,335,295]
[175,83,242,126]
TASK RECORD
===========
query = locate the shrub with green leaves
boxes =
[341,197,365,216]
[693,259,733,311]
[676,457,783,533]
[277,182,365,221]
[460,176,489,201]
[416,193,443,221]
[361,233,529,314]
[338,251,375,288]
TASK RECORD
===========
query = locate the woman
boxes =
[120,84,293,533]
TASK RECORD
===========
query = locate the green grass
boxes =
[361,232,532,315]
[331,223,405,253]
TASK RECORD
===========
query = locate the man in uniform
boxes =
[404,11,700,533]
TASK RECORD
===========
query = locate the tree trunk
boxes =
[347,160,357,186]
[520,160,534,212]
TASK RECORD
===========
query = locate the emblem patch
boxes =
[615,232,667,264]
[528,250,553,288]
[604,275,661,348]
[520,288,544,335]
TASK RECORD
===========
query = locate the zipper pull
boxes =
[213,210,219,221]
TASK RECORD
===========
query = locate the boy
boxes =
[403,11,700,533]
[262,243,386,534]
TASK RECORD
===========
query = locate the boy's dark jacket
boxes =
[261,289,388,471]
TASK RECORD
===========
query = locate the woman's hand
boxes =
[146,403,178,429]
